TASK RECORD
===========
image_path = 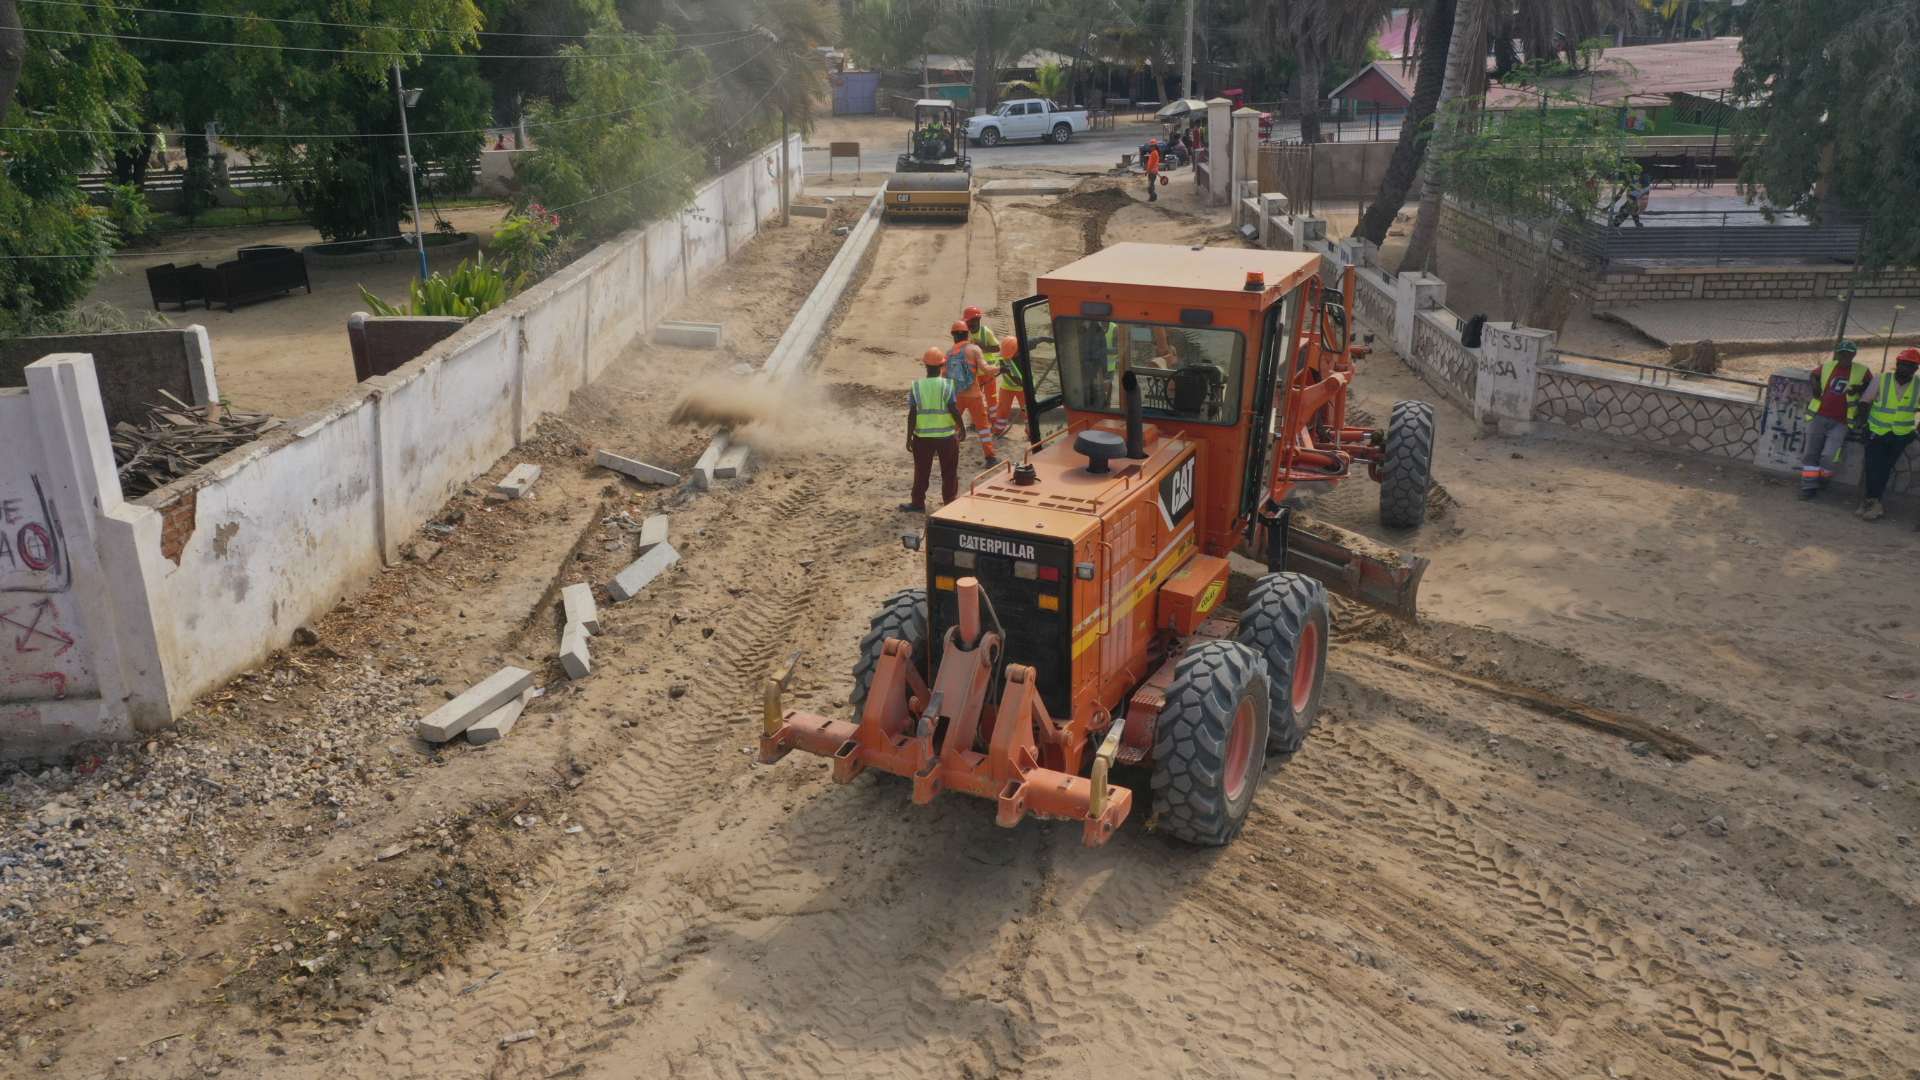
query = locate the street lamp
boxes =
[393,62,429,280]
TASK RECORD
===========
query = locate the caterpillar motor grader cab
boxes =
[884,99,972,222]
[760,243,1434,847]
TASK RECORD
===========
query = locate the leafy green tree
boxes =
[1251,0,1394,144]
[617,0,837,160]
[137,0,492,242]
[1734,0,1920,272]
[511,24,711,237]
[0,0,144,335]
[843,0,941,75]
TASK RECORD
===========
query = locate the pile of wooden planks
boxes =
[111,390,282,498]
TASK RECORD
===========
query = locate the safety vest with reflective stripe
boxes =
[967,325,999,354]
[1806,356,1868,417]
[1868,374,1920,436]
[998,348,1025,390]
[944,342,977,392]
[911,377,958,438]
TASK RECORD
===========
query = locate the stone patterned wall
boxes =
[1533,363,1764,459]
[1353,267,1399,345]
[1585,266,1920,306]
[1411,312,1477,412]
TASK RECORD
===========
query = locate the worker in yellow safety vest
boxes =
[962,304,1001,422]
[1854,347,1920,523]
[991,335,1024,439]
[1800,340,1869,499]
[901,347,967,512]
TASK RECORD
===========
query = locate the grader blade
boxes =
[1255,513,1428,623]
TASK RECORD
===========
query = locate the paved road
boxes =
[804,122,1156,178]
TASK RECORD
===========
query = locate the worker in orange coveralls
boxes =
[962,304,1001,418]
[945,321,999,465]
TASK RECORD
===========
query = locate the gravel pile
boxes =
[0,656,435,934]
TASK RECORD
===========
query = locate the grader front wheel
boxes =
[1151,641,1271,846]
[1236,573,1330,754]
[848,588,927,715]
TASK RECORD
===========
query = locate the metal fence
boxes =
[1258,143,1316,217]
[1573,209,1868,268]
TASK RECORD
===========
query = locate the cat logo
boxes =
[1157,453,1196,529]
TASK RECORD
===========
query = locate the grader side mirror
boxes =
[1320,299,1349,354]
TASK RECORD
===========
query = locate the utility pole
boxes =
[1181,0,1194,100]
[393,61,428,281]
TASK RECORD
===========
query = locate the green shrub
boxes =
[358,257,512,319]
[104,183,154,245]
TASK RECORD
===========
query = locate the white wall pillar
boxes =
[1205,98,1231,206]
[16,355,171,744]
[1230,107,1260,216]
[1476,323,1551,435]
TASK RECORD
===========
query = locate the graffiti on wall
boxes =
[0,474,94,702]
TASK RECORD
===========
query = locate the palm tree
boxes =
[1358,0,1640,249]
[1251,0,1395,144]
[1398,0,1489,273]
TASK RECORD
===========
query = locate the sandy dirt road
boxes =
[29,175,1918,1080]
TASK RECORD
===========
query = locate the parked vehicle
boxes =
[963,99,1090,147]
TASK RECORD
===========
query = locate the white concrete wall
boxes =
[0,137,803,753]
[0,357,175,754]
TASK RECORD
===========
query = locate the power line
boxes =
[0,39,776,140]
[16,0,763,42]
[19,21,768,61]
[0,230,425,259]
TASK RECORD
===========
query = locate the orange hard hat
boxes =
[1900,348,1920,364]
[1149,138,1159,146]
[963,305,983,320]
[950,320,969,334]
[922,346,946,366]
[999,335,1018,355]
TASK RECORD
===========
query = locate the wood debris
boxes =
[110,389,281,498]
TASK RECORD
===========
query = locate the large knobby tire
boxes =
[978,127,1002,148]
[1236,573,1330,753]
[848,588,927,716]
[1151,641,1271,846]
[1379,399,1435,528]
[1051,123,1073,144]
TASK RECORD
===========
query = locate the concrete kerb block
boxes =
[607,540,680,602]
[417,666,536,742]
[715,442,750,479]
[466,687,533,744]
[560,582,599,635]
[559,625,592,680]
[637,514,669,555]
[489,463,541,502]
[789,204,830,219]
[691,431,731,491]
[656,322,724,349]
[594,449,680,486]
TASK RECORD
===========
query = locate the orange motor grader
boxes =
[760,243,1434,847]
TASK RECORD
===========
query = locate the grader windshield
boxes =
[1053,318,1246,424]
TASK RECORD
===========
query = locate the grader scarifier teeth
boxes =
[759,578,1133,847]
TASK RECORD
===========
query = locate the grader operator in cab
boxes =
[885,100,972,222]
[760,244,1435,847]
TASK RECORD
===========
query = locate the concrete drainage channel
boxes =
[413,193,890,728]
[694,190,889,487]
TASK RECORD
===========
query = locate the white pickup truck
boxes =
[962,98,1090,147]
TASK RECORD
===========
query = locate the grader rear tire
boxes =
[1151,641,1271,846]
[848,588,927,716]
[1379,399,1435,528]
[1236,573,1330,754]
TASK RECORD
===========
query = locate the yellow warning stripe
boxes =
[1070,526,1197,659]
